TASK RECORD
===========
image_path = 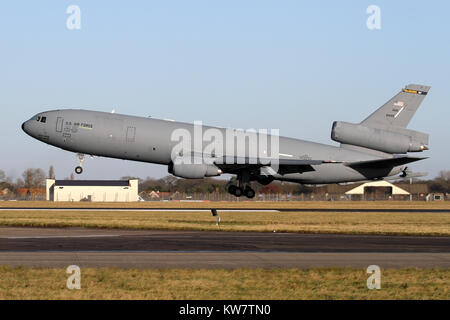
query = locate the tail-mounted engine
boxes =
[331,121,428,154]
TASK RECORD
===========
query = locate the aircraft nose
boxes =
[22,121,30,135]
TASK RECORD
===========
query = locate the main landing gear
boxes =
[227,185,255,198]
[227,172,256,199]
[75,153,85,174]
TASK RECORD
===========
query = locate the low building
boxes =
[46,179,139,202]
[426,193,445,201]
[345,180,410,200]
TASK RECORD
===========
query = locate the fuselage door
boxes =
[56,117,64,133]
[126,126,136,142]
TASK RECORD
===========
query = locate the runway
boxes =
[1,227,449,268]
[1,207,449,213]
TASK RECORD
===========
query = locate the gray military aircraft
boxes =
[22,84,430,198]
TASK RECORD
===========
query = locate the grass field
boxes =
[1,203,448,300]
[0,204,449,236]
[0,266,448,299]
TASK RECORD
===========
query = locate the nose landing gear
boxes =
[75,153,85,174]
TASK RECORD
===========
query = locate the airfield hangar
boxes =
[46,179,139,202]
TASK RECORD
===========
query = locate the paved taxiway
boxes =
[1,227,449,268]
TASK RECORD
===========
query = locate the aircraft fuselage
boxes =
[22,109,402,184]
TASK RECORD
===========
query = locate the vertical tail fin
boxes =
[334,84,431,154]
[361,84,430,129]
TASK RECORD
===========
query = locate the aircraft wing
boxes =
[345,156,427,169]
[213,157,336,174]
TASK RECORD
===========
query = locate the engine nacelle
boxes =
[168,160,222,179]
[256,175,274,185]
[331,121,428,154]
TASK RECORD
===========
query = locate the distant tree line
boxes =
[0,167,449,198]
[424,170,450,193]
[120,175,314,195]
[0,165,73,197]
[126,170,450,196]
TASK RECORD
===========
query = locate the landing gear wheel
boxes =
[228,185,243,197]
[234,187,243,197]
[228,185,237,195]
[244,187,255,199]
[75,153,85,175]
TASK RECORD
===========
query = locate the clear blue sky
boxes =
[0,1,449,181]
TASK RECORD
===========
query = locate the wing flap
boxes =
[345,156,427,169]
[213,157,333,174]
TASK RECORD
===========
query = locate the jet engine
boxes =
[256,175,274,185]
[168,160,222,179]
[331,121,428,154]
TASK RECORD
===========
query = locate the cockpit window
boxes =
[40,116,46,123]
[36,116,41,122]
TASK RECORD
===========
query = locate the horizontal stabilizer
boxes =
[345,156,427,169]
[384,172,428,181]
